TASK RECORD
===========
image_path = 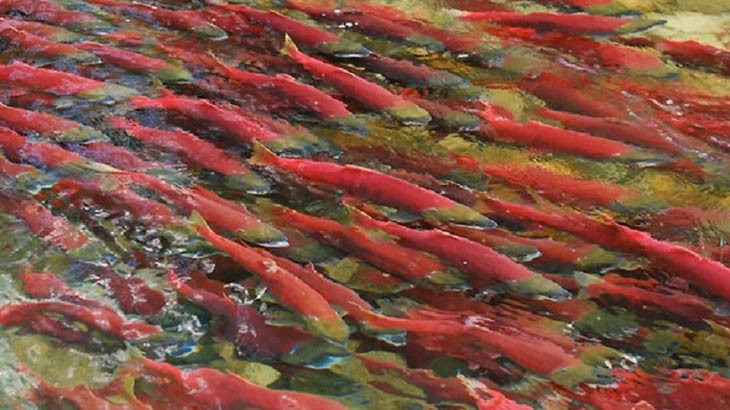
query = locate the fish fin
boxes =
[249,140,278,166]
[280,34,299,58]
[189,210,211,232]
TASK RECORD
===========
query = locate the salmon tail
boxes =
[249,140,279,166]
[280,34,300,59]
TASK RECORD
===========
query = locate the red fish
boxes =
[251,142,493,227]
[350,207,569,299]
[477,193,730,302]
[206,54,353,121]
[0,61,137,101]
[361,53,468,90]
[0,192,89,251]
[562,368,730,410]
[0,129,284,248]
[196,5,266,36]
[576,273,720,325]
[20,270,165,317]
[133,92,325,145]
[481,164,637,207]
[70,141,161,172]
[351,1,501,61]
[0,26,97,63]
[108,117,269,193]
[286,1,444,51]
[0,18,82,42]
[130,94,325,154]
[213,3,368,57]
[359,309,592,385]
[460,11,660,35]
[446,225,597,265]
[0,0,100,27]
[0,102,106,141]
[0,126,111,173]
[265,254,375,321]
[625,37,730,76]
[518,71,624,118]
[493,27,667,74]
[52,178,178,226]
[88,0,227,39]
[0,150,41,178]
[478,105,633,158]
[128,356,348,410]
[96,268,167,316]
[538,107,682,154]
[115,172,287,247]
[0,301,159,340]
[281,35,431,125]
[269,206,464,287]
[75,41,192,83]
[168,271,313,357]
[358,354,528,409]
[190,213,349,342]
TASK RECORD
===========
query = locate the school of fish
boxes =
[0,0,728,408]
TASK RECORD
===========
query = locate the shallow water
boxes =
[0,0,728,408]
